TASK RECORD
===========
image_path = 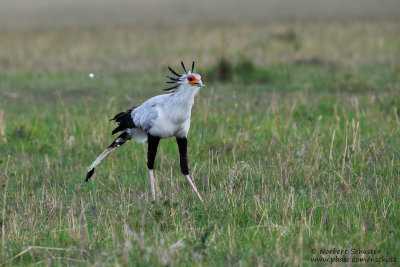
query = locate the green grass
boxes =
[1,21,400,266]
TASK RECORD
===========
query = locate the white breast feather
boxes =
[130,128,148,143]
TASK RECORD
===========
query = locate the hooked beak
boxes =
[194,81,205,87]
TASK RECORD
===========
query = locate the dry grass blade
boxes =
[6,246,88,264]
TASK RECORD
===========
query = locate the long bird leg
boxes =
[147,134,160,201]
[176,137,204,203]
[185,175,203,203]
[149,169,156,201]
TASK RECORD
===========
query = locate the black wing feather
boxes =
[110,107,136,135]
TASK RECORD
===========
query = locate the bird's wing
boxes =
[131,95,167,131]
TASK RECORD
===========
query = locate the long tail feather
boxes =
[85,147,114,181]
[85,131,131,182]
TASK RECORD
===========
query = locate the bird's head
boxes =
[164,61,204,92]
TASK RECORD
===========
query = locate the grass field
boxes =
[1,19,400,265]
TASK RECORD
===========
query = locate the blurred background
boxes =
[0,0,399,74]
[1,0,400,27]
[1,1,400,265]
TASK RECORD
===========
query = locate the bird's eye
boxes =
[187,76,194,82]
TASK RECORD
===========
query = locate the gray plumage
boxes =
[131,95,162,132]
[131,83,200,140]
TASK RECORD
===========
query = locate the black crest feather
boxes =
[163,85,180,92]
[181,61,187,74]
[168,66,180,77]
[164,61,195,92]
[165,75,181,82]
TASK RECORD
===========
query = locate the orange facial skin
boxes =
[187,75,199,86]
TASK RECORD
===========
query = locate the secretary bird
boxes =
[85,61,204,202]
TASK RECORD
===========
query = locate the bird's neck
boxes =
[170,84,200,108]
